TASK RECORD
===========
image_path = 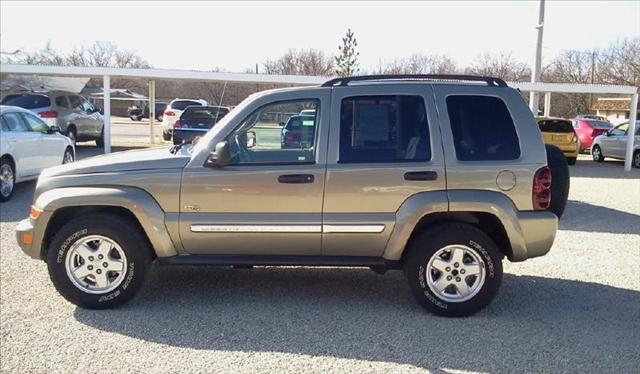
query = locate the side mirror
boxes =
[605,130,612,137]
[47,126,61,134]
[206,141,231,167]
[246,130,257,148]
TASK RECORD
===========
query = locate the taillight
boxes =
[572,132,577,143]
[38,110,58,118]
[533,166,552,211]
[164,110,175,116]
[173,120,181,129]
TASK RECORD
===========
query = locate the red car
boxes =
[572,117,613,152]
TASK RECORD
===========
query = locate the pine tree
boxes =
[335,29,360,77]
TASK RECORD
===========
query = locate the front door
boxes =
[322,85,446,257]
[179,91,330,255]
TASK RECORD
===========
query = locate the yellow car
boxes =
[536,117,579,165]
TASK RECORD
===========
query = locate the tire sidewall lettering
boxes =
[56,229,88,264]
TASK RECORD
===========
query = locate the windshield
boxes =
[538,119,574,133]
[1,94,51,109]
[171,100,202,111]
[587,120,613,129]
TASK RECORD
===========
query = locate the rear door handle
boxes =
[404,171,438,181]
[278,174,315,184]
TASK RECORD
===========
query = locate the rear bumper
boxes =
[515,211,558,260]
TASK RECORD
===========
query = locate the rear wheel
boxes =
[62,147,74,164]
[633,150,640,169]
[95,129,104,148]
[46,213,153,309]
[592,145,604,162]
[0,158,15,202]
[545,144,570,218]
[404,223,503,317]
[66,126,77,146]
[162,130,172,141]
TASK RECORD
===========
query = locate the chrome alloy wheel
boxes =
[0,163,14,198]
[63,150,74,164]
[425,245,486,303]
[65,235,127,294]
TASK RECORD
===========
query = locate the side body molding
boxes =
[383,191,449,260]
[34,187,178,258]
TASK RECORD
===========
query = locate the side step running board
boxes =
[158,255,401,271]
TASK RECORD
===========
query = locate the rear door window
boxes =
[339,95,431,163]
[1,94,51,109]
[69,96,83,110]
[1,112,30,132]
[446,95,520,161]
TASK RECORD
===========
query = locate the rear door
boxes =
[322,84,446,257]
[19,112,62,169]
[0,112,40,177]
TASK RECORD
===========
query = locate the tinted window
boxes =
[0,117,8,131]
[538,119,574,133]
[1,112,29,132]
[228,100,319,164]
[339,95,430,163]
[21,113,48,132]
[182,106,229,121]
[586,120,613,129]
[69,96,83,110]
[171,100,202,111]
[55,96,69,108]
[1,94,51,109]
[446,95,520,161]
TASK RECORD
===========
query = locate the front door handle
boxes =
[278,174,315,184]
[404,171,438,181]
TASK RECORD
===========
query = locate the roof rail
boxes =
[321,74,508,88]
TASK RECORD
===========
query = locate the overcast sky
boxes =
[1,1,639,72]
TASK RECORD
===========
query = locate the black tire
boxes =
[66,126,77,146]
[62,147,74,164]
[95,129,104,148]
[566,156,577,166]
[633,150,640,169]
[404,223,503,317]
[592,145,604,162]
[545,144,570,218]
[46,213,153,309]
[162,130,171,141]
[0,157,15,202]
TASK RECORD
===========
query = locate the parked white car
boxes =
[591,120,640,168]
[0,105,75,201]
[161,98,208,141]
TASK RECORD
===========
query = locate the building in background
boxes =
[592,97,640,124]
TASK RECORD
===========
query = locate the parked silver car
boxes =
[591,120,640,168]
[1,91,104,147]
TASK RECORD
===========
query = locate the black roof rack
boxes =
[321,74,507,88]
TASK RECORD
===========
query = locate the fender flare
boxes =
[34,186,178,258]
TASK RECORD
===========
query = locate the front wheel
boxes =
[46,213,153,309]
[62,147,74,164]
[592,145,604,162]
[404,223,503,317]
[633,151,640,169]
[95,129,104,148]
[567,156,577,165]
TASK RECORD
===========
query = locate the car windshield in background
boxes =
[587,120,613,129]
[171,100,202,111]
[538,119,574,133]
[182,107,229,122]
[1,94,51,109]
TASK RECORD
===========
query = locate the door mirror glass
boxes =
[207,141,231,167]
[246,130,257,148]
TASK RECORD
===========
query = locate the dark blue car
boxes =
[172,105,230,145]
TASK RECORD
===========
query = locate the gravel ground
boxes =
[1,155,639,373]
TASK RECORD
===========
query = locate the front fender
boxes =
[33,186,178,258]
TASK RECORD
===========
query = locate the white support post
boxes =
[544,92,551,117]
[529,0,545,114]
[149,80,156,144]
[624,93,638,171]
[103,75,111,153]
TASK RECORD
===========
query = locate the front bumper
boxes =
[15,218,39,259]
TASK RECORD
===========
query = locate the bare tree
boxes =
[465,52,530,81]
[374,54,458,74]
[263,49,334,76]
[597,37,640,87]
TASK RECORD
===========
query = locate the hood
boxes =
[41,146,191,178]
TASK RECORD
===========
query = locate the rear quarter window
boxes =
[1,94,51,109]
[446,95,520,161]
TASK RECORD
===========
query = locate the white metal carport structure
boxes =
[1,64,638,171]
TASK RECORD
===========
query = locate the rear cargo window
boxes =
[446,95,520,161]
[1,94,51,109]
[182,106,229,122]
[538,119,574,133]
[171,100,202,111]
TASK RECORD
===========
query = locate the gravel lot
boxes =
[1,154,639,373]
